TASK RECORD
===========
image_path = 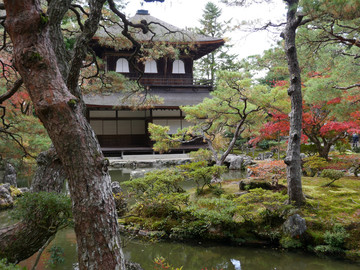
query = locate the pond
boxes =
[2,168,360,269]
[16,227,360,270]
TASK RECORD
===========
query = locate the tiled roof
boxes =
[84,89,211,108]
[95,10,224,44]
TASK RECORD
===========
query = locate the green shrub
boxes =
[123,169,185,199]
[133,193,189,218]
[47,245,65,268]
[10,192,72,231]
[280,236,303,249]
[0,259,24,270]
[235,188,290,224]
[301,144,318,156]
[178,162,226,193]
[212,186,225,197]
[171,219,209,239]
[335,141,351,154]
[187,197,237,227]
[320,169,345,187]
[303,156,327,177]
[258,140,270,150]
[314,224,349,255]
[188,149,212,163]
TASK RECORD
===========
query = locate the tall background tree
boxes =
[194,2,239,83]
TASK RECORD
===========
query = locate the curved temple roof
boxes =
[94,10,224,59]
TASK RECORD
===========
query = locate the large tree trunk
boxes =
[283,0,306,206]
[4,1,125,269]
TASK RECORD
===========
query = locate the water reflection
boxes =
[12,220,360,270]
[19,226,359,270]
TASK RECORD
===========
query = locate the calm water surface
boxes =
[17,227,360,270]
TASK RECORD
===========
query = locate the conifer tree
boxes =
[194,2,239,83]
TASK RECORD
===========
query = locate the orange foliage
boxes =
[249,160,286,181]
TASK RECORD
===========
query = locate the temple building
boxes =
[85,10,224,156]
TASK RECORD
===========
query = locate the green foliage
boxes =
[352,146,360,153]
[0,259,24,270]
[9,186,22,198]
[187,197,237,226]
[133,193,189,219]
[10,192,72,231]
[149,71,264,164]
[193,2,239,82]
[257,140,270,150]
[188,148,213,162]
[178,161,226,193]
[320,169,345,186]
[280,236,303,249]
[170,219,209,239]
[301,144,318,156]
[320,169,345,181]
[47,245,65,268]
[148,123,184,153]
[123,169,185,199]
[64,37,76,50]
[123,169,189,218]
[235,188,290,223]
[211,185,225,197]
[335,141,351,154]
[314,224,349,255]
[303,156,328,177]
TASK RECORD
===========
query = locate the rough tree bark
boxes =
[31,147,66,193]
[283,0,306,206]
[4,1,125,269]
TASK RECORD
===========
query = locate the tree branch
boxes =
[0,78,23,104]
[333,83,360,90]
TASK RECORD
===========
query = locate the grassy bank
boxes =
[118,164,360,263]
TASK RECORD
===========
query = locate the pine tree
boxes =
[194,2,239,83]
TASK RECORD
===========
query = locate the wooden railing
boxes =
[124,74,213,88]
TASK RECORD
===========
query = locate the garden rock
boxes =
[3,163,17,187]
[264,152,273,159]
[111,181,123,194]
[125,261,144,270]
[283,214,307,237]
[229,156,243,170]
[130,170,146,179]
[136,161,153,168]
[225,154,253,170]
[0,183,14,209]
[19,187,29,194]
[243,157,255,167]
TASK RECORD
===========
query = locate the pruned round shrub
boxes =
[320,169,345,187]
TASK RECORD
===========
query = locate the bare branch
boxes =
[69,5,84,31]
[0,78,23,104]
[333,83,360,90]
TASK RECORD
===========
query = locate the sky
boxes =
[124,0,287,59]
